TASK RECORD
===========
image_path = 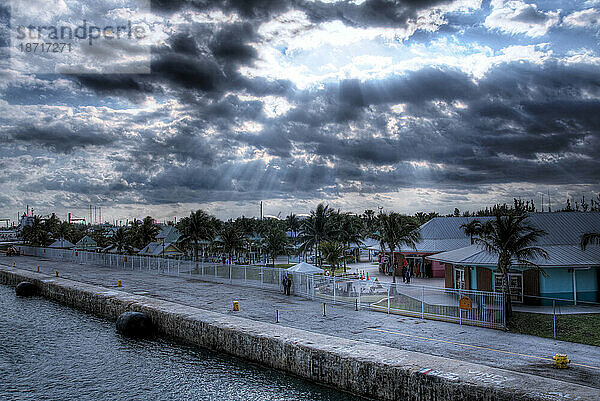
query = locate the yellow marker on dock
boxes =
[37,266,40,273]
[117,280,122,287]
[55,270,59,277]
[553,354,570,369]
[233,301,239,311]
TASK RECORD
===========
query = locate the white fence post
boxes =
[358,281,361,310]
[387,284,390,314]
[333,276,336,304]
[421,286,425,319]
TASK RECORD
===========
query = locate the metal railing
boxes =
[17,246,506,329]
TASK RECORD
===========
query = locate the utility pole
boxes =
[541,193,544,212]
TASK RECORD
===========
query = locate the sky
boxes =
[1,0,599,223]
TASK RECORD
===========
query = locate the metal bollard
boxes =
[323,302,326,317]
[276,309,279,323]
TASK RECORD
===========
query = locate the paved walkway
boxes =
[3,256,600,391]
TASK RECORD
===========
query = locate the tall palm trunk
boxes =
[391,249,396,284]
[499,252,513,320]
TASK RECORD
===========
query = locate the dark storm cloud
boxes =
[151,0,450,26]
[7,124,116,153]
[300,0,451,27]
[338,68,479,107]
[5,0,599,210]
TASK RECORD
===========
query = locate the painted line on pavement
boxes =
[367,327,600,371]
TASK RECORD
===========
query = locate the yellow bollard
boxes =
[117,280,122,287]
[232,301,239,311]
[552,354,570,369]
[37,266,40,273]
[55,270,59,277]
[13,261,15,267]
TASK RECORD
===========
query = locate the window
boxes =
[455,268,466,290]
[494,273,523,303]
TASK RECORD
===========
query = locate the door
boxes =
[477,267,493,292]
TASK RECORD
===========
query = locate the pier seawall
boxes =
[1,266,595,401]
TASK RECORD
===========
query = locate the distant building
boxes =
[138,242,183,257]
[429,213,600,304]
[0,230,19,242]
[19,215,35,231]
[138,225,183,257]
[74,235,98,251]
[396,217,495,278]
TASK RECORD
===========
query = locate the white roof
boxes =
[49,239,75,249]
[287,262,324,274]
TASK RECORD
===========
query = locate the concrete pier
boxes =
[1,266,596,401]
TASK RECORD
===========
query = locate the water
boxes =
[0,285,363,401]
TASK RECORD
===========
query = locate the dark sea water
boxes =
[0,284,363,401]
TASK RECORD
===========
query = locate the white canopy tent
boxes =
[287,262,324,274]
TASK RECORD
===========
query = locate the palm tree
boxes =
[177,210,218,262]
[22,216,50,246]
[320,241,345,277]
[337,213,364,272]
[461,220,483,244]
[286,213,300,240]
[299,203,335,267]
[374,213,421,283]
[581,233,600,250]
[474,213,548,319]
[262,226,289,267]
[111,227,133,254]
[218,221,245,263]
[361,209,377,235]
[53,221,71,241]
[235,216,259,263]
[138,216,160,248]
[128,219,142,248]
[414,212,430,226]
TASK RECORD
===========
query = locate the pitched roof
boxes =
[156,225,181,243]
[399,216,494,253]
[287,262,324,274]
[49,239,75,249]
[138,241,182,256]
[427,212,600,268]
[429,244,600,268]
[75,235,97,247]
[400,213,600,253]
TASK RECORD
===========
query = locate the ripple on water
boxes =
[0,285,364,401]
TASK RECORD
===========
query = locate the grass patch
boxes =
[274,263,295,269]
[508,312,600,346]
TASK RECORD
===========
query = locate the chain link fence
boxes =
[18,246,506,329]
